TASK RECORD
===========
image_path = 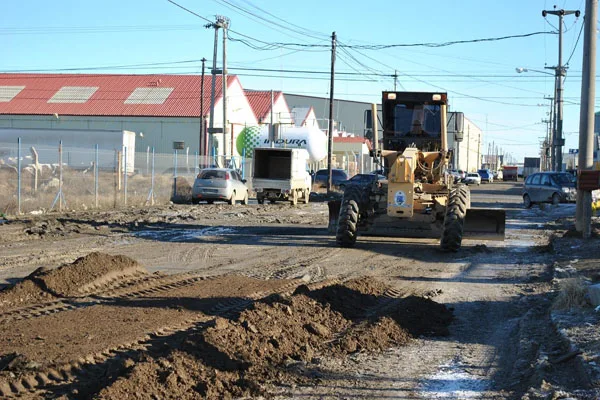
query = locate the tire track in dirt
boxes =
[0,277,340,398]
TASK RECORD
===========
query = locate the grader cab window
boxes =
[393,104,441,138]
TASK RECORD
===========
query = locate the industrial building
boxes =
[283,93,372,135]
[447,112,482,173]
[0,73,257,160]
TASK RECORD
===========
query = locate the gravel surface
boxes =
[0,181,598,399]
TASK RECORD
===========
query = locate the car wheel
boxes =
[551,193,560,206]
[229,191,236,205]
[523,194,532,209]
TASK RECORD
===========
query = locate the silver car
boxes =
[192,168,249,205]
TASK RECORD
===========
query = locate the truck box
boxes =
[252,148,312,205]
[523,157,541,178]
[502,166,518,181]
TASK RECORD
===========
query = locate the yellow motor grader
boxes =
[328,91,505,251]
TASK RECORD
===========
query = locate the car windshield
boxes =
[468,173,478,177]
[552,173,575,184]
[199,170,226,179]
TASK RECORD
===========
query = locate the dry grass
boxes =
[553,278,590,310]
[0,167,192,215]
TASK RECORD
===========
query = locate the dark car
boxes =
[522,171,576,208]
[313,169,349,188]
[477,169,494,183]
[338,173,386,190]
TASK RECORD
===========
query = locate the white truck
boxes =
[252,148,312,205]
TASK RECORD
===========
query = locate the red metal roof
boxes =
[244,90,285,122]
[0,73,239,118]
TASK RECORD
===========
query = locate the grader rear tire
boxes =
[336,185,363,247]
[440,185,469,252]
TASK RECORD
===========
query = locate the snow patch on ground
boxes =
[419,361,488,399]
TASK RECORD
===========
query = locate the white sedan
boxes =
[463,172,481,186]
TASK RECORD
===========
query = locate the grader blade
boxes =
[327,200,342,234]
[463,209,505,241]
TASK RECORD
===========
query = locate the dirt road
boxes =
[0,182,597,399]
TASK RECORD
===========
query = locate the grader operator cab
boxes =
[328,91,505,251]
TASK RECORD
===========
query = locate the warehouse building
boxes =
[0,73,257,160]
[284,93,372,135]
[447,112,482,173]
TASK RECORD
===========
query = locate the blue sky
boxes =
[1,0,593,162]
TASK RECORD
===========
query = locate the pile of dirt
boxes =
[32,252,145,297]
[0,278,56,312]
[297,276,390,319]
[97,277,453,399]
[387,295,455,337]
[0,253,145,310]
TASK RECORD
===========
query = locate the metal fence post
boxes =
[94,144,99,208]
[51,140,66,212]
[146,147,155,205]
[123,146,128,206]
[173,148,178,199]
[17,137,21,215]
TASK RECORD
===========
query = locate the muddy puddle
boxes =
[133,226,236,242]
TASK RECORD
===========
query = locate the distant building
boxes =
[332,136,373,175]
[284,93,373,135]
[290,106,318,128]
[244,90,292,126]
[0,73,257,159]
[447,112,482,173]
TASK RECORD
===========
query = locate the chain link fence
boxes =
[0,139,253,215]
[0,138,369,215]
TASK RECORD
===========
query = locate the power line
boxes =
[565,17,585,65]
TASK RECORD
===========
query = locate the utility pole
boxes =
[199,57,206,158]
[543,95,554,170]
[270,89,274,147]
[327,31,337,194]
[221,16,230,158]
[543,7,580,171]
[393,70,398,91]
[576,0,597,237]
[206,21,220,160]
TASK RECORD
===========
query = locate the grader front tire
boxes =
[335,186,363,247]
[440,185,469,252]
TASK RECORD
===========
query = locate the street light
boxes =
[515,67,554,76]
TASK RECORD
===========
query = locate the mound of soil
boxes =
[387,295,454,336]
[97,278,453,399]
[32,252,145,297]
[0,253,145,309]
[0,278,56,311]
[296,276,390,320]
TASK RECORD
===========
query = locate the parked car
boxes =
[449,169,466,183]
[192,168,249,205]
[463,172,481,186]
[338,173,386,190]
[313,169,349,188]
[522,171,576,208]
[477,169,494,183]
